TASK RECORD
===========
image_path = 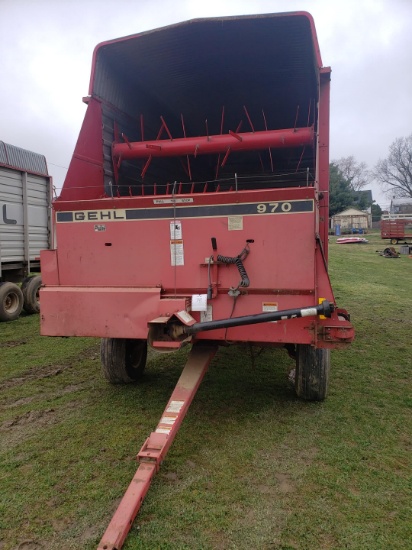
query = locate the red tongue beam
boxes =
[97,342,218,550]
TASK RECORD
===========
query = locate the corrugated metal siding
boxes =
[0,167,50,264]
[0,141,48,176]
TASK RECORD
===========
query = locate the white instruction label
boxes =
[155,198,193,204]
[170,240,184,266]
[191,294,208,312]
[201,304,213,323]
[228,216,243,231]
[170,220,182,239]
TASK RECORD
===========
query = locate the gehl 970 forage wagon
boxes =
[40,12,354,548]
[41,11,354,398]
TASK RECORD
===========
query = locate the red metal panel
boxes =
[40,287,160,338]
[58,98,104,202]
[53,192,316,291]
[53,213,316,290]
[40,184,340,343]
[40,250,59,285]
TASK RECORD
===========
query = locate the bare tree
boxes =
[332,156,371,191]
[375,134,412,198]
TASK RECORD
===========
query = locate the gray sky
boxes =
[1,0,411,208]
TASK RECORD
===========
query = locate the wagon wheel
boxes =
[390,238,398,245]
[22,275,42,314]
[0,282,24,322]
[295,344,330,401]
[100,338,148,383]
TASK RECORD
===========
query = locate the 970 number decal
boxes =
[256,202,292,213]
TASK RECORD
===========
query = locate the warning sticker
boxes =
[160,416,176,425]
[166,400,184,414]
[228,216,243,231]
[262,302,278,323]
[170,240,184,266]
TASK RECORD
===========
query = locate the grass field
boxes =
[0,230,411,550]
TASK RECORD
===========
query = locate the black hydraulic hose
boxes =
[234,257,250,287]
[217,245,250,288]
[182,301,334,336]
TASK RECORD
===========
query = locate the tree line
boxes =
[329,132,412,218]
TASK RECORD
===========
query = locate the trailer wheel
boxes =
[22,275,42,314]
[295,345,330,401]
[101,338,148,384]
[390,238,398,245]
[0,282,24,322]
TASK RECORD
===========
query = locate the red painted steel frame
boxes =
[97,343,218,550]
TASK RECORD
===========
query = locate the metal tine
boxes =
[306,100,312,127]
[244,105,264,173]
[141,155,152,179]
[181,114,192,181]
[243,105,255,132]
[295,146,306,173]
[160,116,173,140]
[140,114,144,141]
[215,106,225,181]
[293,104,300,131]
[262,109,274,172]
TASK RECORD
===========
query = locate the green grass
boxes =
[0,230,411,549]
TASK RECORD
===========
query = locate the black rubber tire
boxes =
[100,338,148,384]
[22,275,42,314]
[295,344,330,401]
[0,282,24,322]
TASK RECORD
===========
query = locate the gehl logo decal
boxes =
[73,210,126,221]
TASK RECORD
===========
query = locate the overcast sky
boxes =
[1,0,411,208]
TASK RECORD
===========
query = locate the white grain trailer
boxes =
[0,141,52,321]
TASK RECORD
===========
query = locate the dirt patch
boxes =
[1,366,64,390]
[0,339,28,349]
[80,526,101,545]
[4,396,36,409]
[0,401,87,451]
[275,473,296,493]
[164,471,179,481]
[13,542,44,550]
[51,517,72,532]
[1,409,56,430]
[1,346,98,391]
[257,484,277,496]
[58,382,92,395]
